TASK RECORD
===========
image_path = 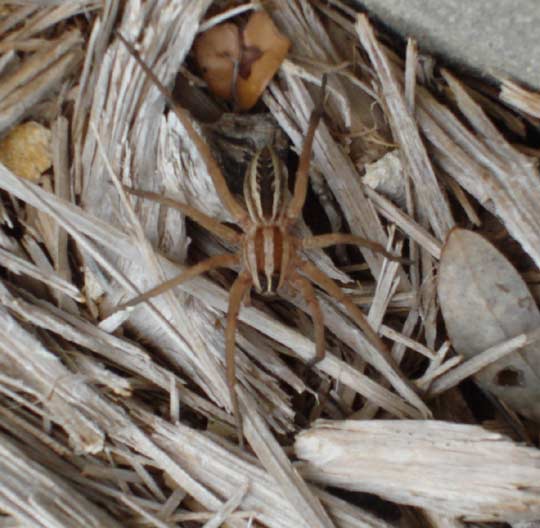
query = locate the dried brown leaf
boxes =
[194,22,241,102]
[438,228,540,421]
[0,121,51,181]
[194,10,290,110]
[237,11,290,110]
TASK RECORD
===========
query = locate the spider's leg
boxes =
[231,57,240,112]
[303,233,410,263]
[225,272,252,446]
[300,259,385,354]
[287,75,327,221]
[117,32,248,224]
[124,186,241,244]
[290,272,325,367]
[299,260,426,413]
[109,254,239,315]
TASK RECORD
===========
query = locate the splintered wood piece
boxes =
[355,14,454,242]
[438,228,540,421]
[145,411,391,528]
[295,419,540,522]
[0,28,82,133]
[0,435,124,528]
[420,70,540,270]
[499,78,540,119]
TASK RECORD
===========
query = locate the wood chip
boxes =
[1,3,539,527]
[296,419,540,522]
[500,78,540,118]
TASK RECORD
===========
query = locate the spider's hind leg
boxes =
[225,272,252,447]
[290,272,326,368]
[302,233,410,263]
[299,259,389,359]
[108,253,239,316]
[299,260,429,416]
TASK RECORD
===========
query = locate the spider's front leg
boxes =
[286,75,328,221]
[123,186,241,244]
[117,32,248,225]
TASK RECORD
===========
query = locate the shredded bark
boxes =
[1,2,539,526]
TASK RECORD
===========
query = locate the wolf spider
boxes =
[116,33,406,443]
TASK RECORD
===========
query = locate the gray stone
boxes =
[353,0,540,89]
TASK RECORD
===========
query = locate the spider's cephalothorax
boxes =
[242,145,292,295]
[116,33,410,446]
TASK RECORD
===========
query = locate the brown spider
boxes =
[116,33,406,443]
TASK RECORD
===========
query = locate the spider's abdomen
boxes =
[243,145,287,224]
[243,226,291,295]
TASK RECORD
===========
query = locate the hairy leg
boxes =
[290,272,325,367]
[110,254,239,315]
[287,75,328,221]
[302,233,408,263]
[299,260,426,411]
[124,186,241,244]
[225,272,252,446]
[300,259,389,356]
[117,32,248,224]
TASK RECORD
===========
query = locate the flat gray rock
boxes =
[354,0,540,89]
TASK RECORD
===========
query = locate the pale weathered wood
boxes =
[296,420,540,522]
[500,78,540,119]
[0,433,123,528]
[355,15,454,242]
[1,2,539,526]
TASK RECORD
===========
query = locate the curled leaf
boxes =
[193,22,241,103]
[194,10,290,110]
[237,11,290,110]
[438,228,540,421]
